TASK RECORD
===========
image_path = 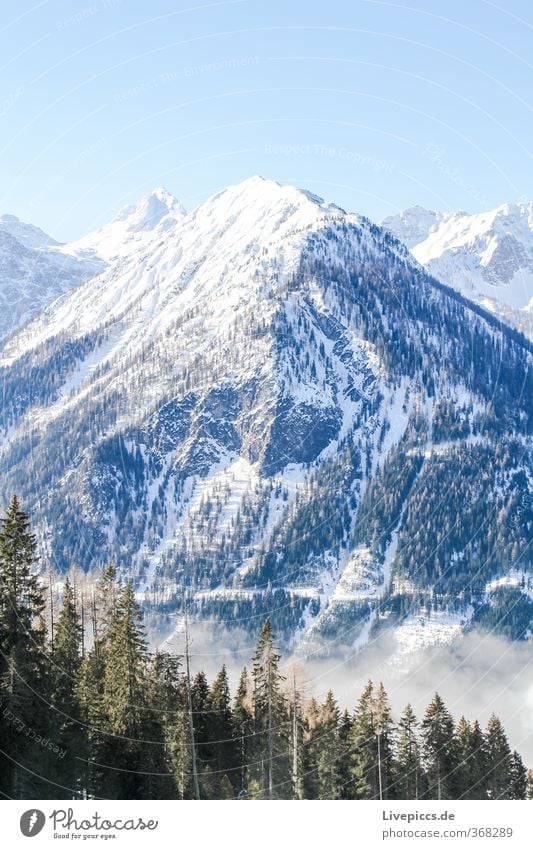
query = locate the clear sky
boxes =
[1,0,532,240]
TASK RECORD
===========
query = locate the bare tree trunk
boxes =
[184,599,200,800]
[292,673,302,799]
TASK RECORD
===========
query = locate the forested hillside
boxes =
[0,178,531,654]
[0,499,529,801]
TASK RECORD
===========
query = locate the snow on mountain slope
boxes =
[0,187,186,343]
[0,229,95,341]
[62,186,186,263]
[383,202,533,336]
[0,177,531,656]
[0,213,60,249]
[380,205,450,249]
[0,176,379,362]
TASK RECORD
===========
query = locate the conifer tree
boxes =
[288,672,305,800]
[137,651,180,800]
[421,693,457,800]
[303,696,321,799]
[205,665,237,796]
[484,714,513,799]
[313,690,342,799]
[526,768,533,800]
[150,652,191,799]
[373,682,394,800]
[232,666,252,797]
[455,717,487,799]
[508,750,527,800]
[99,583,153,798]
[94,564,119,648]
[147,651,189,798]
[349,680,378,799]
[51,576,85,798]
[76,644,106,798]
[251,619,290,798]
[76,565,119,797]
[393,704,424,800]
[0,497,50,798]
[190,669,210,793]
[104,583,147,734]
[337,708,354,799]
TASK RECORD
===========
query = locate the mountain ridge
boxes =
[0,186,186,343]
[383,201,533,337]
[0,177,531,659]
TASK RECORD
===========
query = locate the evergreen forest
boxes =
[0,497,530,801]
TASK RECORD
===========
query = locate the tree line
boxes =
[0,496,530,800]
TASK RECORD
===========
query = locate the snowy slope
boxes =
[383,203,533,336]
[0,213,60,249]
[0,229,94,341]
[380,205,450,249]
[0,177,530,656]
[62,186,186,263]
[0,187,185,342]
[1,176,392,361]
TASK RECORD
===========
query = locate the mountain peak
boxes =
[0,177,530,660]
[63,186,186,264]
[113,186,186,232]
[385,200,533,334]
[0,213,60,249]
[199,176,346,231]
[381,206,449,248]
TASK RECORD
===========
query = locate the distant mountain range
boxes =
[0,187,185,341]
[0,179,531,657]
[383,202,533,337]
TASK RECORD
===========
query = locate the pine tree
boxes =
[0,497,51,798]
[94,564,119,647]
[373,682,394,800]
[191,669,210,793]
[251,619,290,798]
[337,708,354,799]
[421,693,457,799]
[455,717,487,799]
[288,672,305,800]
[508,750,527,800]
[205,665,237,797]
[232,666,252,797]
[349,680,379,799]
[484,714,513,799]
[104,583,147,734]
[99,583,153,798]
[393,704,424,799]
[141,652,180,799]
[526,768,533,800]
[313,690,342,799]
[76,642,107,798]
[51,576,85,798]
[303,696,321,799]
[75,565,119,797]
[148,652,190,799]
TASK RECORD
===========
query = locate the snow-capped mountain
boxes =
[62,186,186,263]
[383,202,533,337]
[380,205,450,249]
[0,213,60,249]
[0,227,94,342]
[0,177,531,656]
[0,188,185,342]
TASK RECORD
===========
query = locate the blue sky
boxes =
[1,0,532,240]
